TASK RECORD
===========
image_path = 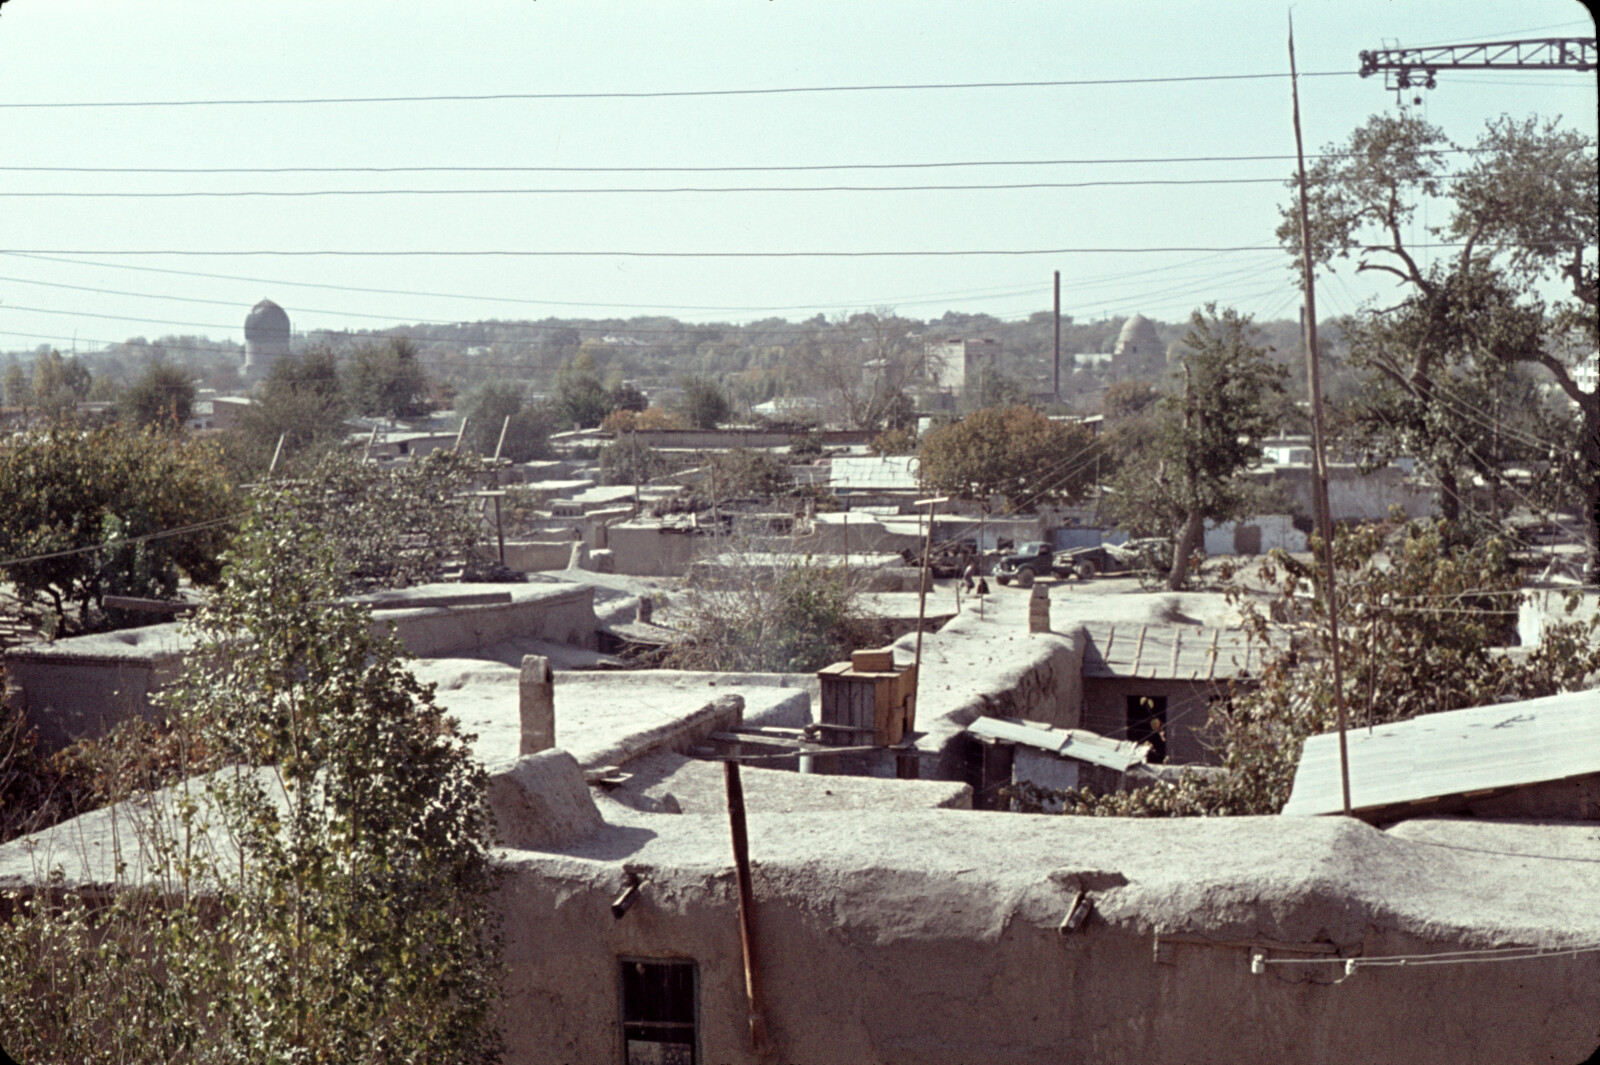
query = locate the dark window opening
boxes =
[1127,695,1168,764]
[621,958,697,1065]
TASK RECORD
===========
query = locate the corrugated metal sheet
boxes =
[1281,689,1600,818]
[1080,622,1272,681]
[828,455,921,491]
[966,716,1149,772]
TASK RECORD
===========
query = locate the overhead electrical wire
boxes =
[0,244,1485,259]
[5,249,1280,313]
[0,258,1295,343]
[0,70,1355,109]
[0,177,1293,198]
[0,145,1569,176]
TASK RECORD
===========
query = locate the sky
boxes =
[0,0,1593,358]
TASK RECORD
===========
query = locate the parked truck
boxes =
[994,541,1102,586]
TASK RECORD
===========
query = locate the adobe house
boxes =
[9,672,1596,1064]
[1076,622,1271,765]
[4,582,599,752]
[3,585,1598,1063]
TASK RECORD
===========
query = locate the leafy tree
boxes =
[234,348,351,472]
[1281,112,1598,575]
[917,404,1097,513]
[458,382,555,462]
[1102,379,1160,422]
[121,363,197,429]
[665,544,870,673]
[788,434,824,459]
[678,374,730,430]
[597,439,675,487]
[30,350,92,421]
[552,353,612,429]
[1339,270,1557,527]
[1012,519,1600,817]
[0,424,234,632]
[959,367,1030,414]
[792,311,922,430]
[345,336,434,420]
[708,447,792,499]
[601,406,685,433]
[2,363,29,408]
[1101,306,1287,589]
[283,449,484,591]
[870,428,917,456]
[605,381,648,413]
[0,498,505,1063]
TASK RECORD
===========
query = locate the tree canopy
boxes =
[0,423,234,632]
[234,349,351,473]
[458,381,556,462]
[0,494,504,1062]
[345,336,434,420]
[1280,111,1598,574]
[1101,305,1287,588]
[121,362,196,429]
[678,374,731,430]
[1013,519,1600,818]
[917,404,1097,512]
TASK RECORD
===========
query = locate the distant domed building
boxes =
[243,298,291,378]
[1113,314,1161,359]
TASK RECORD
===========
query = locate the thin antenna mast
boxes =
[1290,17,1353,817]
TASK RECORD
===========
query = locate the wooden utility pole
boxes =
[723,762,771,1056]
[630,429,641,508]
[1290,19,1353,817]
[493,414,511,461]
[910,496,948,725]
[268,432,286,476]
[1053,270,1062,401]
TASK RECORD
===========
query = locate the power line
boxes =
[0,262,1296,345]
[0,71,1355,109]
[0,515,241,571]
[0,177,1292,198]
[0,256,1285,335]
[5,249,1281,315]
[1,245,1484,259]
[0,146,1560,175]
[0,271,1051,321]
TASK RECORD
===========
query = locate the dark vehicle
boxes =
[995,541,1109,586]
[901,538,978,579]
[995,541,1055,587]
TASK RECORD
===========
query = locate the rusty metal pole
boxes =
[724,761,771,1057]
[1290,19,1353,816]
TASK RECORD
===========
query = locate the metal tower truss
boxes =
[1359,38,1597,100]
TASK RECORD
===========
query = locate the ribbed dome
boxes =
[244,299,290,344]
[1114,314,1161,357]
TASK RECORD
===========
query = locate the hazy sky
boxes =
[0,0,1593,355]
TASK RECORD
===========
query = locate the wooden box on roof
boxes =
[816,648,917,747]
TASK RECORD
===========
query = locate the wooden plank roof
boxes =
[1079,622,1272,681]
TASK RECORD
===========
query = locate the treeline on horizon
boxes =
[1,307,1347,415]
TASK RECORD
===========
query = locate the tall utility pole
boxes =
[1053,270,1062,401]
[1290,19,1353,817]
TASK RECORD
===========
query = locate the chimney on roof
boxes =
[519,655,555,755]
